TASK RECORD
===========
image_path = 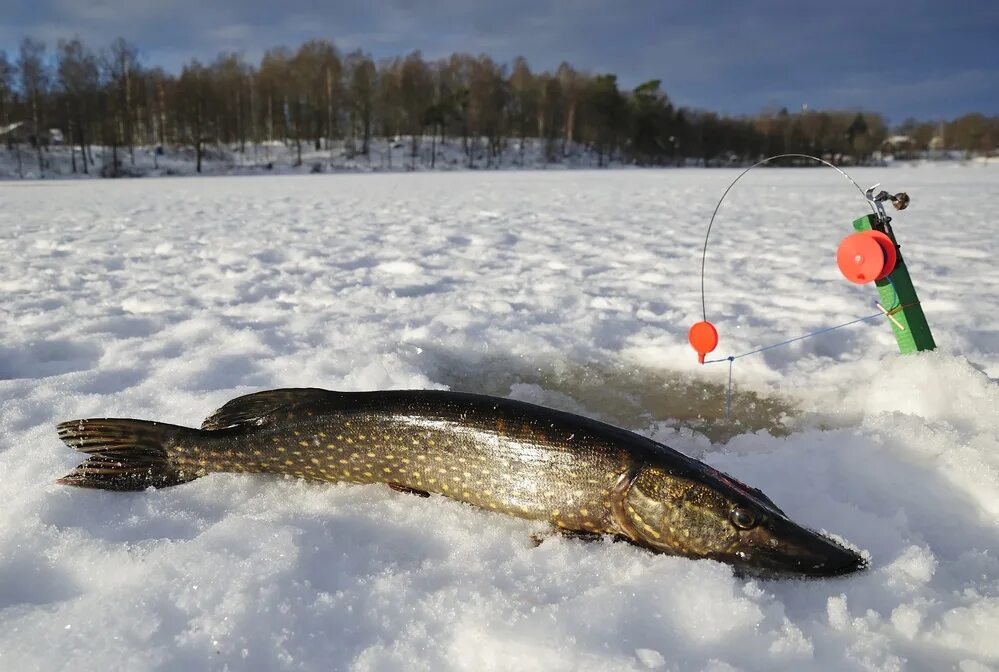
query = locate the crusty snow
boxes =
[1,166,997,671]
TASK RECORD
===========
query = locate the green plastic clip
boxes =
[852,213,935,353]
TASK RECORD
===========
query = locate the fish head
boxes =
[623,464,867,578]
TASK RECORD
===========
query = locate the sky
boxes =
[1,0,996,122]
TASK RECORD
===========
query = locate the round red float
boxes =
[689,321,719,364]
[836,230,897,284]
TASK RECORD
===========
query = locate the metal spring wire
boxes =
[699,153,877,322]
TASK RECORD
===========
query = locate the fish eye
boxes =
[730,507,758,530]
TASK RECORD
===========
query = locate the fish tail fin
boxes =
[56,419,199,491]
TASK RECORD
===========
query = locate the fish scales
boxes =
[56,388,868,577]
[173,390,637,533]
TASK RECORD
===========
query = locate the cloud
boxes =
[0,0,994,120]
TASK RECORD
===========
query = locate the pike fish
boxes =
[56,388,867,577]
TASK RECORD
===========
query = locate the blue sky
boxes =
[2,0,996,122]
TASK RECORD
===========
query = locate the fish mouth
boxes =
[727,519,869,579]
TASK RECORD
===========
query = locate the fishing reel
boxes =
[836,230,897,284]
[834,186,909,285]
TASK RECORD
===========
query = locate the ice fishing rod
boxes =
[688,153,935,366]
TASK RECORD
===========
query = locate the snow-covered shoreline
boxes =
[3,140,994,181]
[1,167,997,671]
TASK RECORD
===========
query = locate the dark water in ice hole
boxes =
[416,349,798,444]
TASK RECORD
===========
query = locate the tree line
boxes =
[0,36,996,176]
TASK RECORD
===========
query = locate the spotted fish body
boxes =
[57,388,867,577]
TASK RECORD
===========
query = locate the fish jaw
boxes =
[722,516,868,578]
[620,463,868,578]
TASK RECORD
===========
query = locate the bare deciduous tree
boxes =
[18,38,48,174]
[104,38,140,164]
[345,50,376,156]
[399,51,432,169]
[57,38,100,173]
[0,49,15,136]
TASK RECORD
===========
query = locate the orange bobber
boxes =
[689,321,719,364]
[836,230,897,284]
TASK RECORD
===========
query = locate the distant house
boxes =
[0,121,25,138]
[882,134,915,159]
[927,134,961,160]
[0,121,62,146]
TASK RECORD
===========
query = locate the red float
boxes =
[688,321,719,364]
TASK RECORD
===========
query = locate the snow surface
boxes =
[1,165,998,671]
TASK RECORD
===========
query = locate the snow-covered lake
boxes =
[1,166,997,671]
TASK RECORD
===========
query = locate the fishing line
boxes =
[702,310,884,365]
[703,275,901,365]
[705,276,903,417]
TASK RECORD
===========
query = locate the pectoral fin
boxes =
[609,462,644,543]
[530,527,604,547]
[387,482,431,497]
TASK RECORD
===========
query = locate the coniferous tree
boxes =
[584,74,626,166]
[629,80,674,165]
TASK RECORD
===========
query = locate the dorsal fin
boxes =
[201,388,332,430]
